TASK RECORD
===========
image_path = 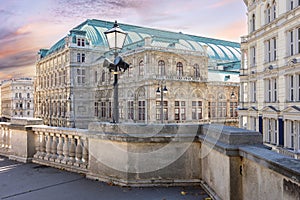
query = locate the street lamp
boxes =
[156,83,168,123]
[104,20,128,123]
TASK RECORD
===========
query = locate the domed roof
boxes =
[45,19,240,62]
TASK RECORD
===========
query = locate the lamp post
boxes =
[156,82,168,123]
[104,20,128,123]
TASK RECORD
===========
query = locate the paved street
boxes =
[0,156,210,200]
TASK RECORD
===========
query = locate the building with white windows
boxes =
[35,19,241,129]
[1,78,34,120]
[239,0,300,158]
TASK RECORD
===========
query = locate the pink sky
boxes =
[0,0,247,80]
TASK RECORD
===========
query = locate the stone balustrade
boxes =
[32,127,89,173]
[0,119,299,200]
[0,123,11,154]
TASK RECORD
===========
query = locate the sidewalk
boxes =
[0,156,210,200]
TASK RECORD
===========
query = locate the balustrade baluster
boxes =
[61,135,69,164]
[82,138,88,168]
[45,133,52,160]
[56,134,64,163]
[50,134,58,161]
[68,136,76,165]
[39,132,46,159]
[3,128,7,148]
[0,127,3,148]
[34,131,41,158]
[75,137,83,167]
[8,130,11,149]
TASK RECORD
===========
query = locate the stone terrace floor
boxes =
[0,156,210,200]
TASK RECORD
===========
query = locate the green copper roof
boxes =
[44,19,241,62]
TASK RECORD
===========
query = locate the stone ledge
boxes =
[10,118,43,126]
[86,172,201,187]
[239,146,300,184]
[201,124,262,145]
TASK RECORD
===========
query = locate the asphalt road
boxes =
[0,156,210,200]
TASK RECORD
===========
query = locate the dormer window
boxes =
[77,38,85,47]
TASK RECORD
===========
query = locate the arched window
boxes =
[251,14,256,32]
[176,62,183,77]
[101,70,105,82]
[266,1,276,24]
[193,64,200,78]
[158,60,165,76]
[139,60,144,76]
[272,1,276,20]
[266,3,271,23]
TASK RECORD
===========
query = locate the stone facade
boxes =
[1,78,34,120]
[35,19,240,129]
[239,0,300,158]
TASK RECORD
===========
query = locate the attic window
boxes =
[77,38,85,47]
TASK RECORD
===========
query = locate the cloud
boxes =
[206,0,238,9]
[50,0,146,23]
[0,50,36,70]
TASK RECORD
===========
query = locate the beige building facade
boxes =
[35,19,240,129]
[239,0,300,157]
[1,78,34,120]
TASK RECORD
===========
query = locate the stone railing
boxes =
[0,123,11,154]
[277,147,300,160]
[32,126,89,174]
[0,118,299,200]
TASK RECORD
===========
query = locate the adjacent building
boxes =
[1,78,34,120]
[239,0,300,158]
[35,19,241,129]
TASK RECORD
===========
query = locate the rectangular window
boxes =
[298,74,300,101]
[290,31,294,56]
[94,102,98,117]
[77,53,81,62]
[266,79,271,102]
[156,101,168,121]
[291,121,294,149]
[128,101,134,120]
[217,102,227,118]
[101,102,106,118]
[267,40,271,62]
[290,75,294,101]
[138,101,145,121]
[208,102,216,118]
[273,38,277,60]
[81,53,85,63]
[174,101,186,121]
[274,78,277,102]
[81,39,85,47]
[230,102,238,117]
[77,69,85,84]
[192,101,202,120]
[298,28,300,54]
